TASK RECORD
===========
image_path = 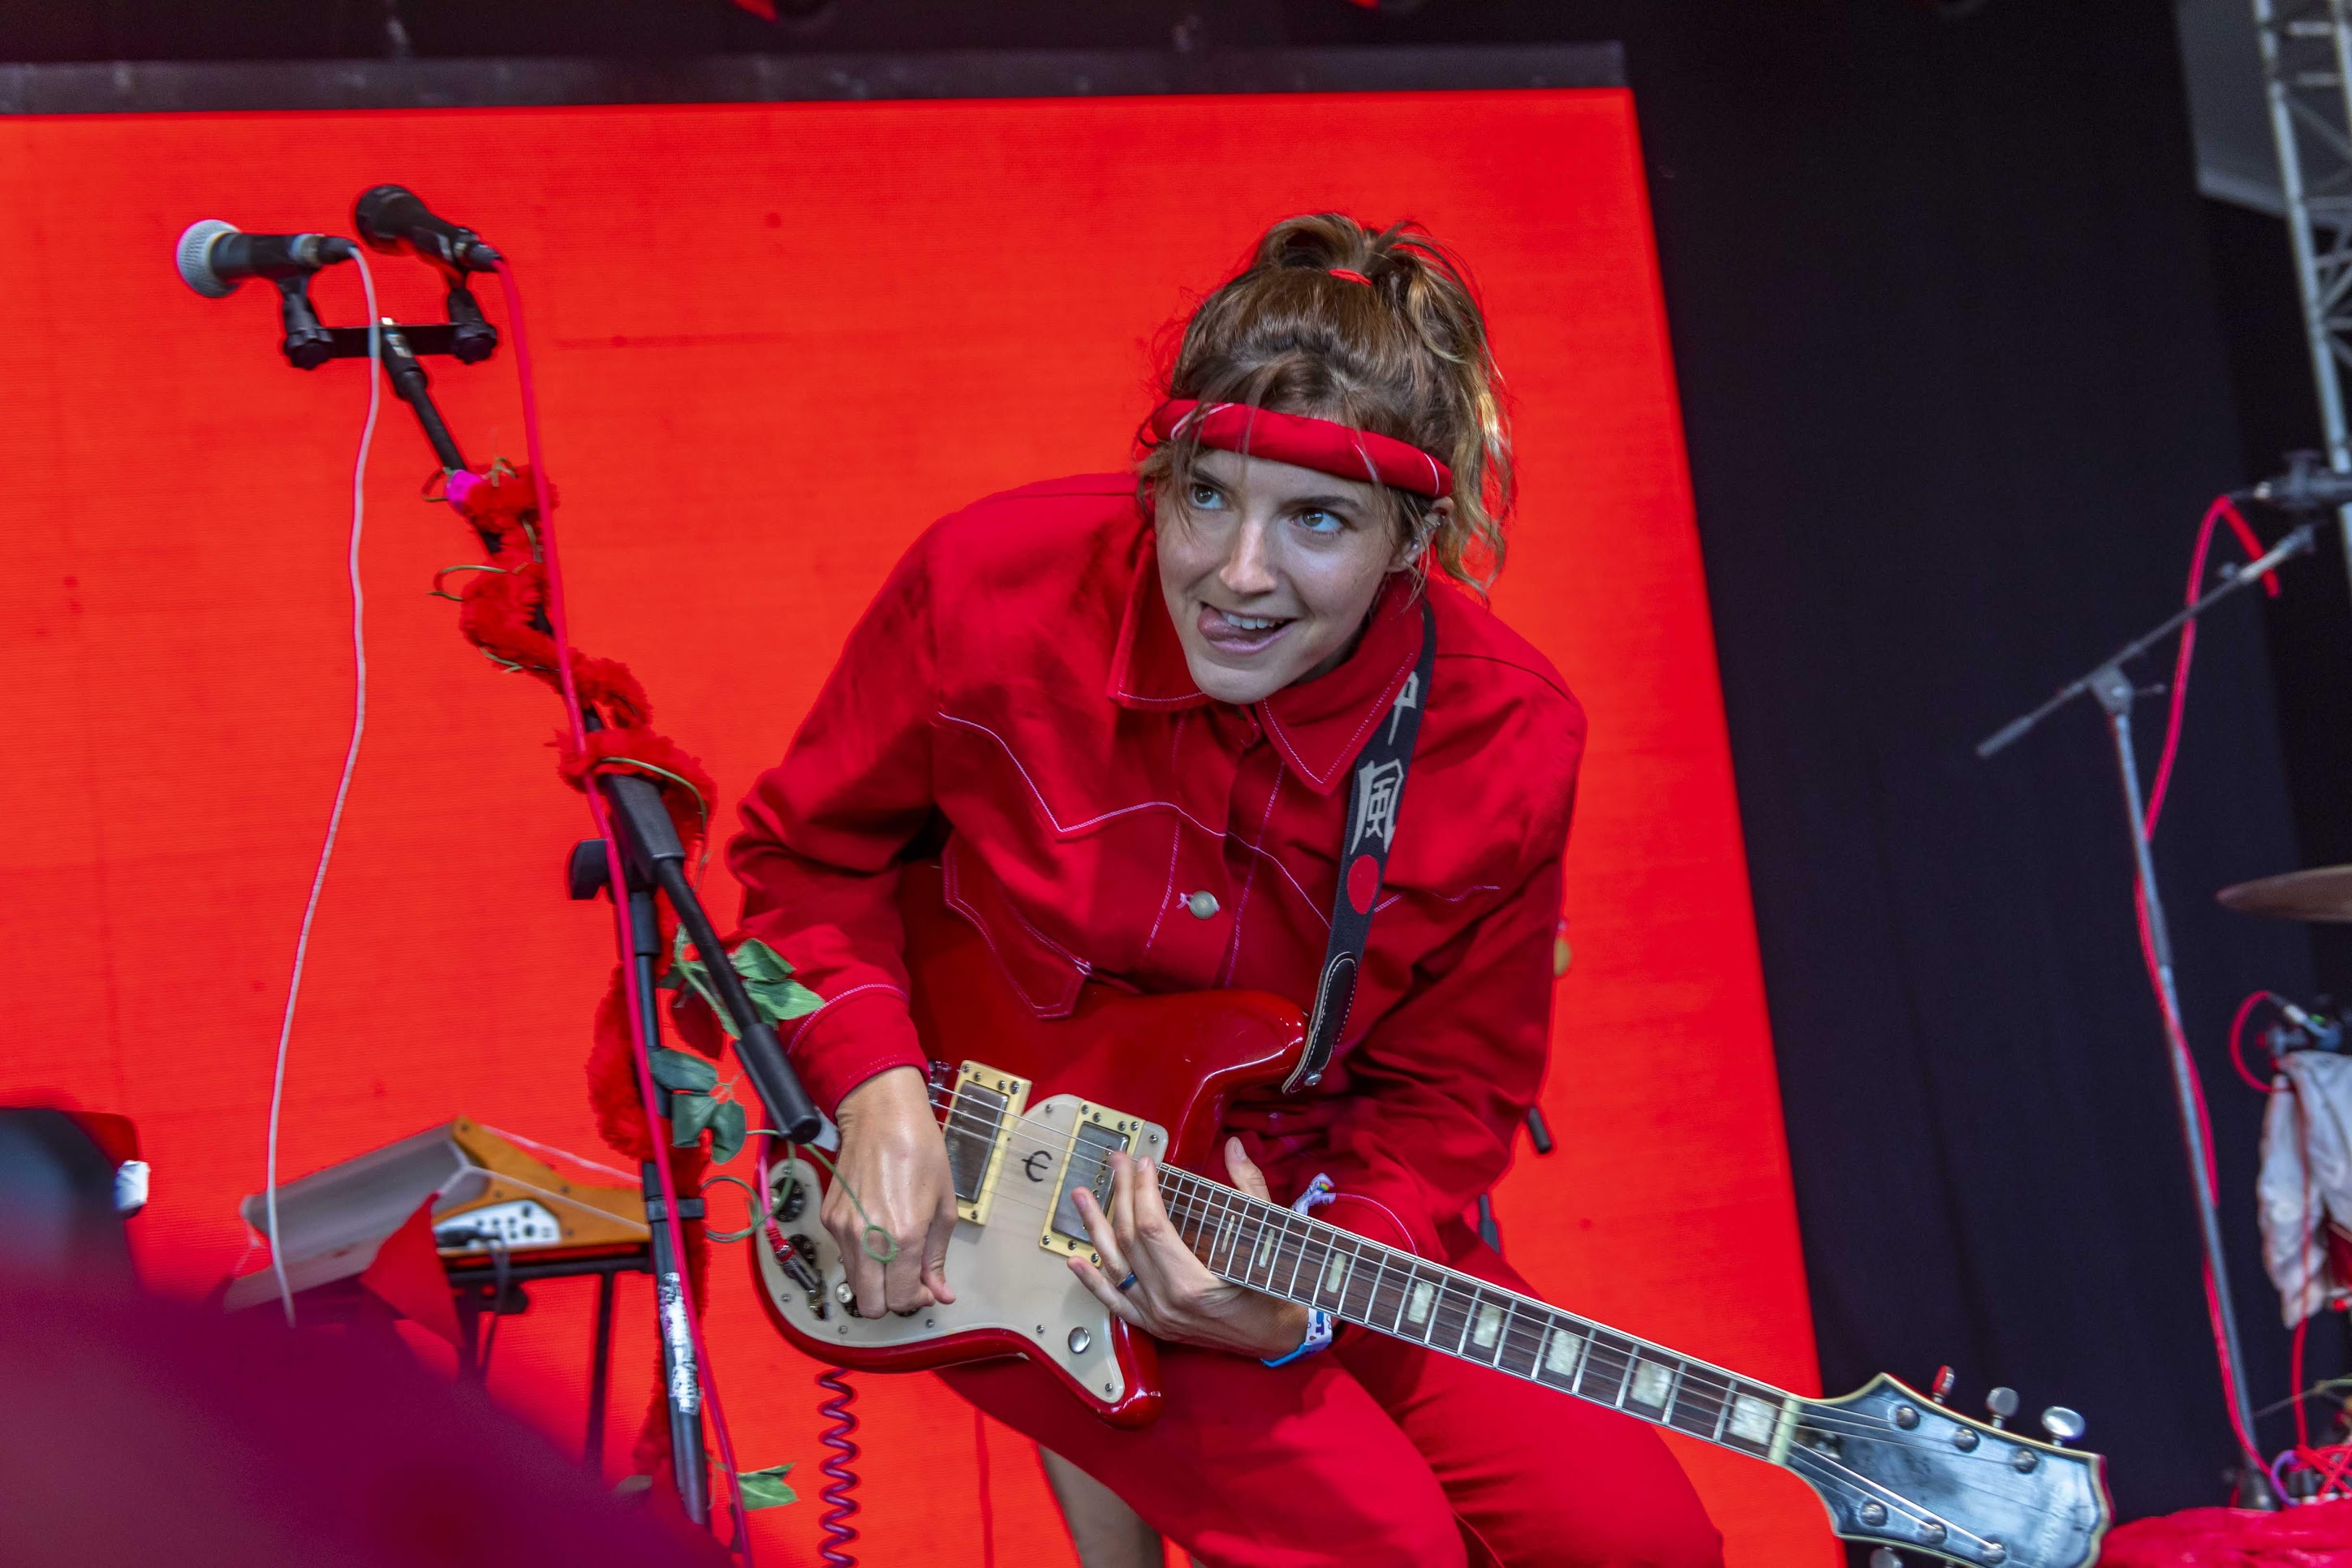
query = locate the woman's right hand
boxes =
[824,1065,959,1316]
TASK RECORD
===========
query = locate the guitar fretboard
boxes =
[1153,1165,1795,1463]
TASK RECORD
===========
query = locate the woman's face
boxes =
[1156,447,1432,706]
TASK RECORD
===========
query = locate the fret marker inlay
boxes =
[1322,1254,1348,1295]
[1726,1394,1777,1445]
[1471,1303,1504,1350]
[1543,1329,1583,1380]
[1406,1280,1436,1326]
[1626,1359,1673,1411]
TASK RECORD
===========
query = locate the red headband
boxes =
[1150,399,1454,499]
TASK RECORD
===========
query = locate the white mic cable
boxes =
[264,250,382,1325]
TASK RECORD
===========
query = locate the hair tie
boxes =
[1328,267,1372,286]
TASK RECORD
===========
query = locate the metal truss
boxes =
[2255,0,2352,584]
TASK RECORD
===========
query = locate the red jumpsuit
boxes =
[730,476,1723,1568]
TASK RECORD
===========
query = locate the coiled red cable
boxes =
[816,1368,862,1566]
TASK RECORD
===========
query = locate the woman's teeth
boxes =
[1226,614,1282,630]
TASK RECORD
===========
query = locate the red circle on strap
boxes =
[1346,854,1381,914]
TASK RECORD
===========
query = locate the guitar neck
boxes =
[1156,1165,1802,1465]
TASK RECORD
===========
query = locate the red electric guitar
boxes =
[752,864,2110,1568]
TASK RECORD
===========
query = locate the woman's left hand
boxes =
[1068,1136,1313,1361]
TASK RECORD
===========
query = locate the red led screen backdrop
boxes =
[0,89,1828,1564]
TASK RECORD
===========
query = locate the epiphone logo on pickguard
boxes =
[1023,1150,1053,1182]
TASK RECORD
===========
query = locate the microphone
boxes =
[174,221,356,299]
[2250,450,2352,511]
[353,185,500,274]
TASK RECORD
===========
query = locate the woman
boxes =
[728,215,1722,1567]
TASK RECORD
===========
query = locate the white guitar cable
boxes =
[265,250,382,1326]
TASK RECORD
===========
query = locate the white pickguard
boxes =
[754,1094,1169,1404]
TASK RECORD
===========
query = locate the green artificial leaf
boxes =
[730,939,795,987]
[709,1098,747,1165]
[649,1047,719,1095]
[668,932,825,1037]
[670,1089,719,1148]
[737,1464,797,1511]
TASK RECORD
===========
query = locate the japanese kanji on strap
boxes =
[1287,593,1438,1092]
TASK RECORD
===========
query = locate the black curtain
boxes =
[1582,0,2325,1523]
[11,0,2341,1526]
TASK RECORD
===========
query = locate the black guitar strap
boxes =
[1286,593,1438,1093]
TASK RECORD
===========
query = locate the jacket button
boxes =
[1185,890,1220,920]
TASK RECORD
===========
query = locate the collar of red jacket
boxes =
[1107,535,1428,795]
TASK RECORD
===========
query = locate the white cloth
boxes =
[2258,1050,2352,1325]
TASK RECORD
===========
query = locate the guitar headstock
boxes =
[1785,1375,2110,1568]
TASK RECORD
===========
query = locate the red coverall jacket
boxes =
[728,473,1586,1264]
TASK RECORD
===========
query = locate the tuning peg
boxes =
[1929,1365,1955,1404]
[1869,1549,1904,1568]
[1985,1387,2018,1428]
[2040,1406,2085,1446]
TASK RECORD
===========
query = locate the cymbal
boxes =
[2218,865,2352,923]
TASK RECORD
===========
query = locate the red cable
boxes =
[816,1368,862,1566]
[2126,493,2288,1475]
[2297,1285,2315,1451]
[489,259,755,1557]
[2144,496,2277,837]
[2230,991,2281,1094]
[752,1144,861,1566]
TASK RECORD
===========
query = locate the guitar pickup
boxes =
[945,1061,1030,1227]
[1041,1103,1144,1264]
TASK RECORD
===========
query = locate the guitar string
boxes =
[1114,1201,2076,1484]
[1786,1438,2085,1561]
[773,1139,2070,1503]
[1162,1182,2075,1482]
[902,1109,1853,1429]
[863,1102,2036,1452]
[1784,1446,1952,1536]
[1784,1443,2013,1555]
[1781,1447,1958,1547]
[781,1121,2047,1467]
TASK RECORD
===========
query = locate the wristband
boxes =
[1262,1307,1334,1368]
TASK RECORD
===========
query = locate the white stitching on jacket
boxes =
[1257,648,1414,791]
[1144,821,1182,954]
[942,846,1083,1014]
[786,982,907,1053]
[1218,767,1285,986]
[936,708,1332,930]
[1325,1192,1421,1256]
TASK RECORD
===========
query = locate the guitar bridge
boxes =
[945,1061,1030,1227]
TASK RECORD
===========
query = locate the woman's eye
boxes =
[1188,483,1225,510]
[1295,509,1344,535]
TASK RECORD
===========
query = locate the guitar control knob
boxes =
[1985,1386,2018,1428]
[2040,1406,2085,1446]
[1868,1549,1903,1568]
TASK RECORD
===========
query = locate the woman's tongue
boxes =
[1199,602,1293,654]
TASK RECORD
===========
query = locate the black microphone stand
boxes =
[280,300,821,1529]
[1980,476,2322,1510]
